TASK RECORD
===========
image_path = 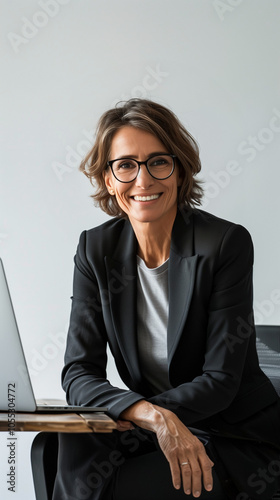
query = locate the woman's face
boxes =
[104,126,181,227]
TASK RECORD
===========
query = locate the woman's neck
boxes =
[130,213,176,269]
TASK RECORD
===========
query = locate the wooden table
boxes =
[0,411,116,433]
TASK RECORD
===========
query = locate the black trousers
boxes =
[52,427,226,500]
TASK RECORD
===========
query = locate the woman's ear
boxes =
[103,171,115,195]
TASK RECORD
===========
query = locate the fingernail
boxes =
[186,489,191,495]
[206,484,212,491]
[194,492,200,498]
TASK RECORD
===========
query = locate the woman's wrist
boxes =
[120,400,165,431]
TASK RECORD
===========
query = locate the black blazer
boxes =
[62,207,279,435]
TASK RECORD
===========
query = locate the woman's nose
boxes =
[135,164,154,188]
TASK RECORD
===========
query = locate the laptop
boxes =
[0,258,107,413]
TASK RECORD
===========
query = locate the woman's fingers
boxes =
[183,437,214,496]
[180,461,192,495]
[180,455,214,497]
[185,458,206,497]
[169,456,207,497]
[199,454,214,493]
[166,441,214,496]
[169,459,183,491]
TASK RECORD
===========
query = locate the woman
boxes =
[53,99,280,500]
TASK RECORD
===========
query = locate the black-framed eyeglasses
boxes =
[107,154,176,183]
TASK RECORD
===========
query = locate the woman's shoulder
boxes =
[188,206,238,227]
[76,216,132,262]
[86,216,127,237]
[185,207,253,259]
[186,206,252,238]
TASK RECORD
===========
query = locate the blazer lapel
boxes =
[104,221,143,387]
[167,208,199,363]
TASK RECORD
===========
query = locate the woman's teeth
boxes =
[133,194,160,201]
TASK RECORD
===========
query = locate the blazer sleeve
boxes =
[61,230,144,420]
[149,223,261,424]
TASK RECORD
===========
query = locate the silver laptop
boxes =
[0,258,107,413]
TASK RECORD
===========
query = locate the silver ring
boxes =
[181,462,189,466]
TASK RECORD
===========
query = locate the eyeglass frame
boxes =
[106,153,177,183]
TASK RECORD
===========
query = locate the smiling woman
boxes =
[103,127,182,253]
[53,99,280,500]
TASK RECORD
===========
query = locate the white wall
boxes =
[1,0,280,497]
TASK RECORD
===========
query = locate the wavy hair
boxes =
[80,99,203,217]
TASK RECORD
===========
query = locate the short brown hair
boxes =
[80,99,203,217]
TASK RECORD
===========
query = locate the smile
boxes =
[132,194,161,201]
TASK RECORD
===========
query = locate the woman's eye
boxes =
[118,162,135,170]
[150,157,167,166]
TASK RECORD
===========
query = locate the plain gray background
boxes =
[1,1,280,497]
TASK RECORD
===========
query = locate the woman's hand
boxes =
[120,401,214,497]
[154,405,214,497]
